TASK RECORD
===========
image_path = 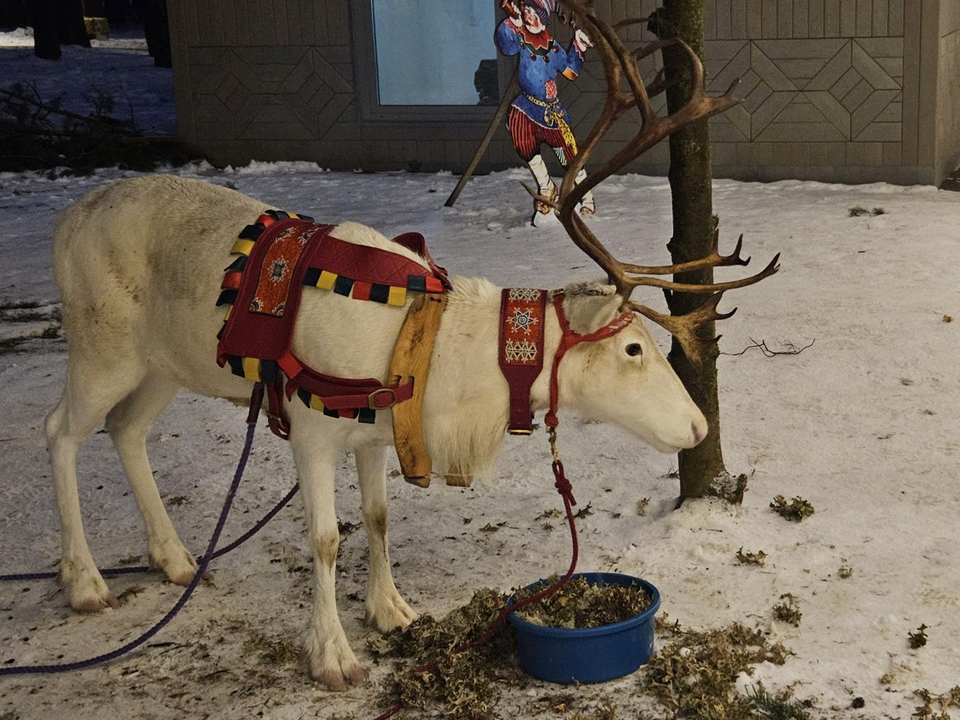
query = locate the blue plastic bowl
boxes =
[507,572,661,684]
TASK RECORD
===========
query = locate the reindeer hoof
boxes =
[149,543,201,586]
[67,575,119,613]
[306,630,368,690]
[366,590,418,633]
[314,669,349,692]
[61,560,118,614]
[75,592,120,614]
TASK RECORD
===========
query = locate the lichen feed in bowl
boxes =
[507,572,661,684]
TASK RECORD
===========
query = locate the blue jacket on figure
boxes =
[494,16,585,127]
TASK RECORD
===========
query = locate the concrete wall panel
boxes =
[168,0,956,185]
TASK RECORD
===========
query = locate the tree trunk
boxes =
[144,0,172,67]
[658,0,726,499]
[56,0,91,46]
[33,0,62,60]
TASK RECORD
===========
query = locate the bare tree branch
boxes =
[721,338,815,358]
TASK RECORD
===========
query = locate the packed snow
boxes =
[1,23,959,720]
[1,161,958,719]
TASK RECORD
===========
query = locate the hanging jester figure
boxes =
[496,0,595,225]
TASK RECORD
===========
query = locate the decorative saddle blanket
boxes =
[216,210,449,426]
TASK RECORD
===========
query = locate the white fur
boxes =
[46,176,706,686]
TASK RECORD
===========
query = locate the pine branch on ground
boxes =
[0,83,201,174]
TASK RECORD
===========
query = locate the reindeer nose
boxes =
[691,419,707,446]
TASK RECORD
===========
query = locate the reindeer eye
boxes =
[625,343,643,357]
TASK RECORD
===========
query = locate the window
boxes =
[371,0,500,106]
[354,0,505,121]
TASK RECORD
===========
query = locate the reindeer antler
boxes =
[550,0,780,362]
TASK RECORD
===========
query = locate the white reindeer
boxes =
[44,4,774,688]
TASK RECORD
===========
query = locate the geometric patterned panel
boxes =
[193,48,354,141]
[707,38,902,141]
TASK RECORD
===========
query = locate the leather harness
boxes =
[215,211,636,486]
[215,211,449,448]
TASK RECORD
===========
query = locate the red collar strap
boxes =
[544,292,634,428]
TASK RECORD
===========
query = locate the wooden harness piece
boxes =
[389,291,447,487]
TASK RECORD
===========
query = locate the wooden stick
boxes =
[444,68,519,208]
[389,292,447,487]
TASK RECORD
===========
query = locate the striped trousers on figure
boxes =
[507,106,595,219]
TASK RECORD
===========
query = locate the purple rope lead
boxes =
[1,391,271,676]
[0,482,299,584]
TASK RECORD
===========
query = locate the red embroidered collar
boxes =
[498,288,548,434]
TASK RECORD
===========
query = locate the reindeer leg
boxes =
[356,446,417,633]
[290,424,367,690]
[46,362,144,613]
[105,373,198,586]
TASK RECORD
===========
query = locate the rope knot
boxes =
[552,460,576,506]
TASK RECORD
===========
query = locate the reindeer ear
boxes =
[556,282,622,334]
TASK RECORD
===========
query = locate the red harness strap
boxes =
[218,220,334,364]
[277,351,413,409]
[544,291,634,428]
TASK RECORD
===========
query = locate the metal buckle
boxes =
[368,387,397,410]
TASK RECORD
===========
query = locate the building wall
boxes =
[705,0,938,184]
[169,0,956,185]
[937,0,960,184]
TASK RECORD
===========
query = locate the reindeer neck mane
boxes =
[423,277,519,481]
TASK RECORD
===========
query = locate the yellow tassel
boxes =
[548,108,577,155]
[387,286,407,306]
[316,270,338,290]
[224,306,233,320]
[242,357,261,382]
[309,394,325,412]
[557,115,577,155]
[231,239,256,256]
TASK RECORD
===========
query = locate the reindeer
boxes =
[44,1,776,689]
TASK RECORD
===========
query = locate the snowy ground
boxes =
[1,22,959,720]
[0,161,958,720]
[0,27,175,136]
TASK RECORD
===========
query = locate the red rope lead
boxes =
[552,459,576,507]
[372,463,581,720]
